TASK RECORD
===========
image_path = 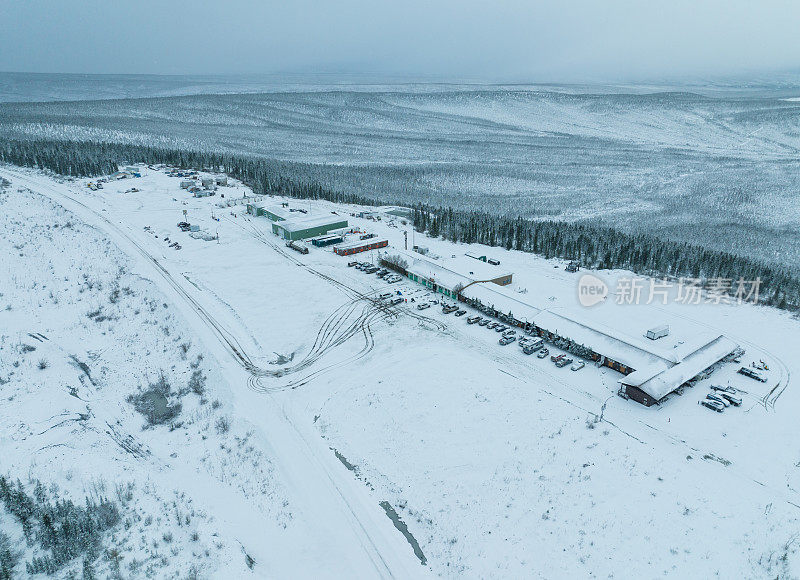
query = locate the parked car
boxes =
[571,361,585,371]
[417,302,431,310]
[701,399,725,412]
[499,336,516,346]
[710,385,736,394]
[348,261,359,267]
[495,325,508,333]
[467,316,481,324]
[719,392,742,406]
[706,393,730,408]
[738,367,767,382]
[389,297,403,306]
[379,293,393,300]
[454,309,467,317]
[555,357,573,368]
[502,330,516,338]
[527,338,544,350]
[478,319,490,326]
[551,353,565,363]
[537,348,550,358]
[487,322,498,329]
[442,304,459,314]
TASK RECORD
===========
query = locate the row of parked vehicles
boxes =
[376,292,404,306]
[349,261,402,283]
[442,303,466,317]
[464,314,585,369]
[550,352,584,371]
[700,384,743,412]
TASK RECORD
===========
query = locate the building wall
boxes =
[333,239,388,255]
[625,385,656,406]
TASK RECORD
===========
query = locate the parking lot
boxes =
[347,259,592,374]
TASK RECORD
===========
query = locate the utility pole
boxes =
[404,230,408,250]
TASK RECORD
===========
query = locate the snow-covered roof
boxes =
[543,308,722,365]
[258,204,292,219]
[277,215,348,233]
[446,254,512,282]
[533,309,671,372]
[533,307,736,400]
[620,335,738,400]
[399,250,511,288]
[397,250,473,291]
[334,238,388,251]
[248,201,291,216]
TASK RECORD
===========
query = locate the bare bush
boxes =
[127,372,182,427]
[188,370,206,396]
[215,416,231,435]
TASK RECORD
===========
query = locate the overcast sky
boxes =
[1,0,799,81]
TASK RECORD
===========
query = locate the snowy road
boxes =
[1,167,432,579]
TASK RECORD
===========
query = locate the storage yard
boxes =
[3,163,798,578]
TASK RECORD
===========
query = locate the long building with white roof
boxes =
[384,250,738,406]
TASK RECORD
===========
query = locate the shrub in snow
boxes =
[188,370,206,396]
[127,372,182,427]
[215,416,231,435]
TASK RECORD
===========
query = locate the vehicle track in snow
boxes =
[5,168,441,395]
[6,170,390,386]
[231,216,447,332]
[2,169,416,579]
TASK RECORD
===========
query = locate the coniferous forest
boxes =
[1,136,798,310]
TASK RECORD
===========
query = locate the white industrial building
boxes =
[385,250,738,407]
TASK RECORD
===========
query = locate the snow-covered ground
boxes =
[2,165,800,578]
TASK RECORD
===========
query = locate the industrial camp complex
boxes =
[243,197,740,408]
